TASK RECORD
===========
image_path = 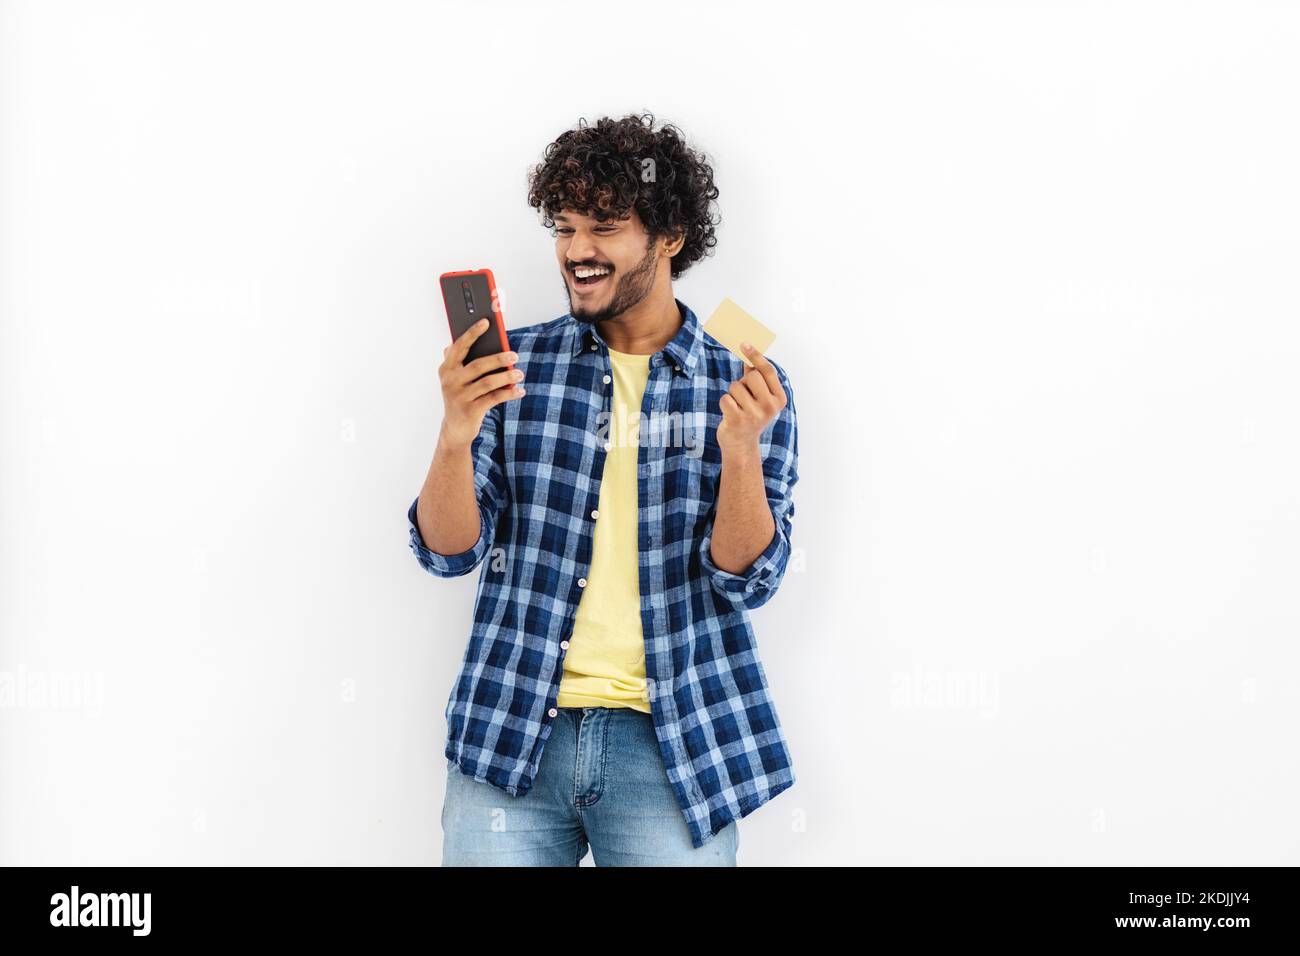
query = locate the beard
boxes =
[564,235,658,326]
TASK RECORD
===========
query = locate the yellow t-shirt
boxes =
[556,346,653,713]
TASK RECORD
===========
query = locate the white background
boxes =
[2,0,1297,866]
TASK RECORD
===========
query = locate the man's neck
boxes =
[595,284,682,355]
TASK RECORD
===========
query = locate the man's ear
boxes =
[662,228,686,258]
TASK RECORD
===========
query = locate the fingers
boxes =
[462,349,517,381]
[739,371,768,403]
[450,317,491,363]
[722,343,786,423]
[464,364,524,401]
[740,342,783,399]
[726,378,758,413]
[728,367,769,409]
[472,381,526,416]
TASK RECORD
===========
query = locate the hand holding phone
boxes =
[437,317,524,450]
[436,268,522,448]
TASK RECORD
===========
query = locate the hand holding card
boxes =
[707,300,786,451]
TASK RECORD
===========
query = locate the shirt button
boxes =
[578,577,587,588]
[560,640,569,649]
[603,441,611,452]
[603,374,612,384]
[590,344,597,351]
[674,365,681,372]
[590,509,599,519]
[548,707,557,717]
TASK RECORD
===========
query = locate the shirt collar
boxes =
[568,298,703,377]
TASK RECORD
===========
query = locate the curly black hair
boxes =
[526,113,720,280]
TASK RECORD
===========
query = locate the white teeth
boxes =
[575,266,610,279]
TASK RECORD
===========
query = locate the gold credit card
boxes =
[702,298,776,367]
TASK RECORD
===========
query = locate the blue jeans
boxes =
[441,706,739,866]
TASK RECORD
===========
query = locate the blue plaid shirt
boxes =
[407,298,798,848]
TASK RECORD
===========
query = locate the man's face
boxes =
[554,208,660,325]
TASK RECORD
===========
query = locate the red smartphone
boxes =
[439,268,513,381]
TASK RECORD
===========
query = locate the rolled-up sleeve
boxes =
[698,363,799,611]
[408,403,509,579]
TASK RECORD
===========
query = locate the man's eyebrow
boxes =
[552,213,625,225]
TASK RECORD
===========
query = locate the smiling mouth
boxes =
[571,266,612,291]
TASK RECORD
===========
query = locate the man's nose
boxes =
[565,233,597,265]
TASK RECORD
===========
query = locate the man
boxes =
[408,113,799,866]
